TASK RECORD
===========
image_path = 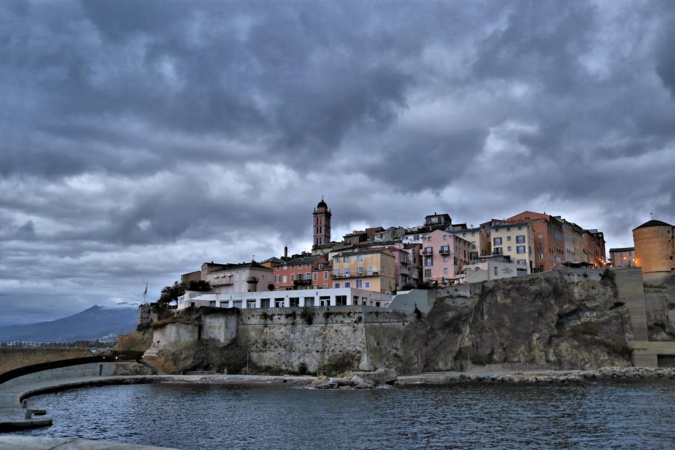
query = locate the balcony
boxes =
[212,279,233,286]
[332,271,379,279]
[294,279,312,286]
[422,248,433,256]
[439,246,450,255]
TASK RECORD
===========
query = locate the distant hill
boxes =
[0,305,138,342]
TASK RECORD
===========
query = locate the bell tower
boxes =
[313,197,332,248]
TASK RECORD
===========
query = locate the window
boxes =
[516,235,525,243]
[425,257,433,266]
[344,268,350,277]
[538,233,543,238]
[334,256,340,263]
[344,282,351,288]
[443,257,448,262]
[356,279,363,288]
[304,297,314,307]
[443,235,448,240]
[494,237,502,245]
[306,263,311,268]
[274,299,284,308]
[428,236,432,242]
[336,295,347,306]
[368,265,374,275]
[494,266,499,276]
[357,255,363,261]
[333,268,340,276]
[291,274,295,281]
[517,246,526,254]
[471,241,476,249]
[517,259,527,265]
[424,269,432,278]
[275,275,280,282]
[324,271,328,279]
[260,298,270,308]
[282,276,287,283]
[290,298,300,307]
[357,266,364,274]
[443,268,448,274]
[494,248,503,255]
[507,236,511,242]
[365,282,370,288]
[343,256,350,263]
[507,246,512,251]
[313,272,318,281]
[334,282,340,288]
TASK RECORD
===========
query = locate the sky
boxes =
[1,0,674,326]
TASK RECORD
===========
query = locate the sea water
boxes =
[14,380,675,449]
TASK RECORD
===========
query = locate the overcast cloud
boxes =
[1,0,674,325]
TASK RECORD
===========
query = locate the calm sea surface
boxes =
[14,380,675,449]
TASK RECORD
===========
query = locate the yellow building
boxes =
[633,219,675,283]
[330,248,396,294]
[490,222,536,274]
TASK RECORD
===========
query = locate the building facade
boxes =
[177,287,393,310]
[457,256,520,284]
[609,247,636,268]
[507,211,566,272]
[329,248,396,294]
[489,222,535,274]
[447,225,491,261]
[272,254,332,290]
[201,261,274,294]
[421,229,472,284]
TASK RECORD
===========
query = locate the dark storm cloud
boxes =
[1,0,674,324]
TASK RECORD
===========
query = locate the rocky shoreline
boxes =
[296,366,675,389]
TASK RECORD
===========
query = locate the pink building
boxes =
[421,229,471,285]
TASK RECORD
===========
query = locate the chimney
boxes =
[284,246,288,258]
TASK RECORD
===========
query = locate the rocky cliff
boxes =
[393,269,634,374]
[123,268,645,375]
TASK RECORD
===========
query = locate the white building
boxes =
[456,256,522,284]
[177,287,393,310]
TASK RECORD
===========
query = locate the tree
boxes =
[158,281,185,307]
[186,280,211,292]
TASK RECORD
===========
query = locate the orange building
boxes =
[633,219,675,283]
[273,254,332,290]
[506,211,565,272]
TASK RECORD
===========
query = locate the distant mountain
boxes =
[0,305,138,342]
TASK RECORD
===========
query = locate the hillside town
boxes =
[173,199,656,310]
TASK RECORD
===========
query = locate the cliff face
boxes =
[397,270,634,373]
[128,269,639,375]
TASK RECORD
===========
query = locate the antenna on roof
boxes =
[650,212,653,220]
